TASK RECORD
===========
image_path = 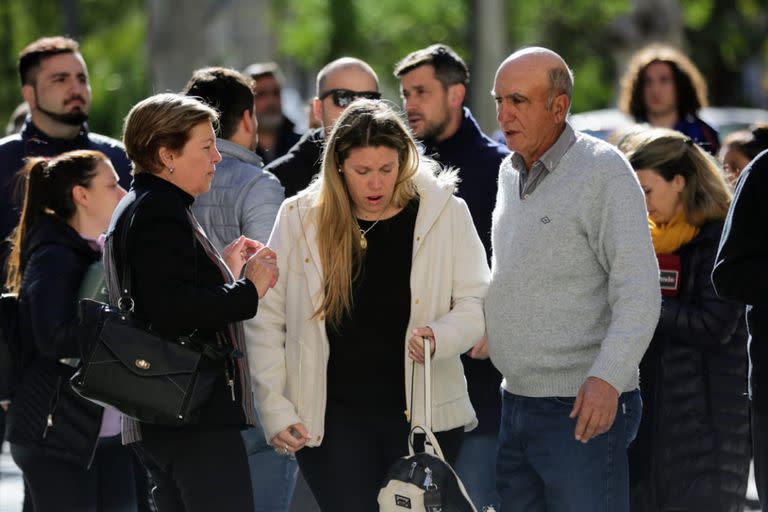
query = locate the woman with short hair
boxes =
[112,93,279,511]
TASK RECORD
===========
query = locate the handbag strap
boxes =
[114,191,149,312]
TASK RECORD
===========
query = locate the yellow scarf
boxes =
[649,210,699,255]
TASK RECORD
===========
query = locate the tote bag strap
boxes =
[407,336,446,460]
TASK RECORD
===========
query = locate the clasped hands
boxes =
[222,236,279,298]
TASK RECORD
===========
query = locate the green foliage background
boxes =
[0,0,765,139]
[0,0,149,139]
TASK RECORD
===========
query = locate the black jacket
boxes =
[265,127,324,198]
[6,215,104,468]
[713,150,768,410]
[629,221,750,512]
[423,108,509,435]
[256,115,303,165]
[109,174,260,438]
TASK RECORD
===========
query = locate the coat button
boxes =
[416,236,421,241]
[305,258,309,263]
[289,205,294,210]
[415,299,420,304]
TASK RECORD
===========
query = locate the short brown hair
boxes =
[122,93,217,175]
[619,44,709,121]
[18,36,80,86]
[394,44,469,89]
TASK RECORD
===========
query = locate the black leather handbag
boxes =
[71,193,219,425]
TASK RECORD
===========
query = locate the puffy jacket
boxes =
[629,221,750,512]
[265,128,324,198]
[6,215,103,468]
[191,138,284,252]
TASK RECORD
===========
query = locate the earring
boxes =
[169,166,174,174]
[337,168,342,174]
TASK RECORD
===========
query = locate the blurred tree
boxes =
[271,0,469,97]
[682,0,768,106]
[0,0,149,139]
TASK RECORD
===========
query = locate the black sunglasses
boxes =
[318,88,381,108]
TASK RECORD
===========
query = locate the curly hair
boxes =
[619,44,709,121]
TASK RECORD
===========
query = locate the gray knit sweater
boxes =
[486,130,661,397]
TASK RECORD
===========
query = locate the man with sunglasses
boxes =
[265,57,380,198]
[243,62,303,165]
[394,43,509,511]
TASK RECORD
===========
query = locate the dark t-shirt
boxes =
[326,198,419,415]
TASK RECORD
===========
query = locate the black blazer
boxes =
[7,215,103,468]
[109,173,259,432]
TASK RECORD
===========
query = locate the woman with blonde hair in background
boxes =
[621,128,750,512]
[247,99,489,511]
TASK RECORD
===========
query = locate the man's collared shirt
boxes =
[511,123,576,199]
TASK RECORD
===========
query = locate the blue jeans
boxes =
[242,423,299,512]
[454,431,501,510]
[496,389,642,512]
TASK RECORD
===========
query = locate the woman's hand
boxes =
[408,327,436,365]
[467,336,489,360]
[271,423,311,455]
[222,236,265,277]
[244,246,279,298]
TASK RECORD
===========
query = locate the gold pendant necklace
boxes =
[359,218,381,250]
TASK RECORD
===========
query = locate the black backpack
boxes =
[378,338,478,512]
[0,292,21,401]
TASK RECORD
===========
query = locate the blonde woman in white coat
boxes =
[245,99,490,511]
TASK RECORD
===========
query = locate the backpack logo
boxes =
[395,495,412,508]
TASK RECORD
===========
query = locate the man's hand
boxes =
[569,376,619,443]
[467,336,489,360]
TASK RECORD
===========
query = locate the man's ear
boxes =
[312,97,322,125]
[242,109,255,135]
[21,84,36,109]
[552,94,569,123]
[447,83,466,110]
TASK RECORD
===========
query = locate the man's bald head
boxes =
[316,57,379,96]
[496,47,573,111]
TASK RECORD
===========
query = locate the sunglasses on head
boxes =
[318,88,381,108]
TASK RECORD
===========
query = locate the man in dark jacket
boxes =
[243,62,303,165]
[265,57,380,198]
[0,36,132,260]
[395,43,509,510]
[713,149,768,504]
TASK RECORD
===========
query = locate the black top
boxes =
[326,199,419,414]
[256,115,303,165]
[109,173,259,432]
[422,107,509,434]
[265,127,324,198]
[7,215,103,467]
[713,149,768,409]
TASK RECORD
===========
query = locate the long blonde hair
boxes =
[623,127,731,226]
[307,99,420,327]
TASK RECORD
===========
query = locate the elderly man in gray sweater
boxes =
[486,47,660,511]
